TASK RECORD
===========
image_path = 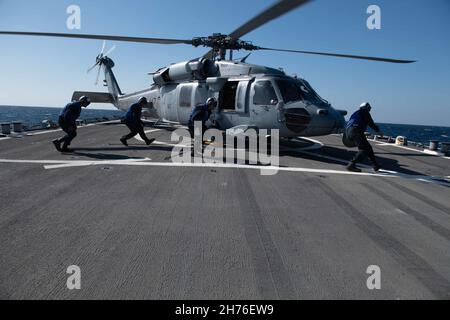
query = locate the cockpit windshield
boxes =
[275,79,303,104]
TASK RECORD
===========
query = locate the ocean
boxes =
[0,105,125,130]
[0,106,448,146]
[377,123,449,146]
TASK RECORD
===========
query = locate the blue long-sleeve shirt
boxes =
[60,102,82,125]
[346,109,379,132]
[124,103,142,124]
[189,104,211,125]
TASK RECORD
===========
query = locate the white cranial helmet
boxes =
[360,102,372,110]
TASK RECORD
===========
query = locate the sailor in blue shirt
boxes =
[53,96,90,152]
[188,97,216,138]
[120,97,155,146]
[345,102,382,172]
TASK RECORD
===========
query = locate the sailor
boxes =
[52,96,91,152]
[188,97,216,138]
[120,97,155,146]
[345,102,382,172]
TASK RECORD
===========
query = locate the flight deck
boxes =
[0,121,449,299]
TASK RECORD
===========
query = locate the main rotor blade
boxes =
[259,47,416,63]
[230,0,311,39]
[0,31,193,45]
[203,0,311,59]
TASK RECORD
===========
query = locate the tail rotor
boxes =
[87,41,116,85]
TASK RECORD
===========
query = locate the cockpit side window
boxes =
[253,80,278,105]
[276,79,303,104]
[297,79,328,105]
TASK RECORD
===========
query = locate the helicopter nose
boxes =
[314,107,346,132]
[316,108,343,132]
[332,110,346,133]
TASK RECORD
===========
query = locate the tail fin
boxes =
[102,57,123,100]
[72,56,123,107]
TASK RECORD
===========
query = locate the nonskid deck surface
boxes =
[0,121,449,299]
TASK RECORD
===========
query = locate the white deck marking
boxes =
[0,157,150,168]
[43,158,151,170]
[153,141,190,148]
[290,137,324,151]
[133,129,161,142]
[26,129,63,136]
[395,208,408,216]
[144,129,162,134]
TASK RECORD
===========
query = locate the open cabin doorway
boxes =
[219,81,239,112]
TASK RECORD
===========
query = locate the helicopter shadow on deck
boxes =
[279,144,430,177]
[97,120,179,131]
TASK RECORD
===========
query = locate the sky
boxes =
[0,0,449,126]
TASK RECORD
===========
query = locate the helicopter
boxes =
[0,0,415,138]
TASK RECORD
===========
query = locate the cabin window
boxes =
[179,86,192,107]
[253,80,277,105]
[219,81,239,111]
[276,79,303,104]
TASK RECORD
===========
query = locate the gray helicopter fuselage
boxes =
[109,59,346,138]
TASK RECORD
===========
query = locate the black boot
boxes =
[346,162,362,172]
[369,155,381,172]
[52,139,62,152]
[373,163,381,172]
[120,137,128,146]
[145,138,155,146]
[61,142,73,153]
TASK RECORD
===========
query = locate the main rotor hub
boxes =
[191,33,259,52]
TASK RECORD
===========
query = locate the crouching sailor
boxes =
[120,97,155,146]
[188,97,216,139]
[53,96,90,153]
[345,102,382,172]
